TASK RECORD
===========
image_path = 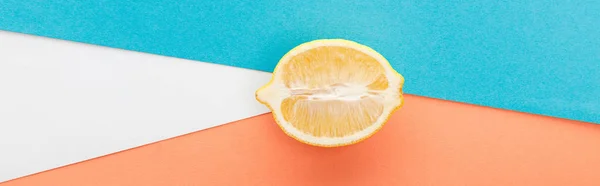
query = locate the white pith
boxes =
[257,40,404,146]
[289,83,381,101]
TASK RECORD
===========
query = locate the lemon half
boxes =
[256,39,404,147]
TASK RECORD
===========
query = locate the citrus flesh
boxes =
[256,39,404,147]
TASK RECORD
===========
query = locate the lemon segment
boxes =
[256,39,404,147]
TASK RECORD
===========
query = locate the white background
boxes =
[0,31,270,182]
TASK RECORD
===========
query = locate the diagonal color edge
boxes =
[0,31,270,182]
[2,95,599,186]
[0,1,599,123]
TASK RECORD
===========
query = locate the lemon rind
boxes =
[255,39,405,147]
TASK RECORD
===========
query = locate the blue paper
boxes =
[1,0,598,123]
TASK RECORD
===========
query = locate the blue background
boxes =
[1,0,598,123]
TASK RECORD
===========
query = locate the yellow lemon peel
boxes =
[256,39,404,147]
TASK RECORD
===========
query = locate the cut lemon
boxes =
[256,39,404,147]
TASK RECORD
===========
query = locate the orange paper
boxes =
[3,95,600,186]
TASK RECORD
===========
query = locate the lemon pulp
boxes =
[256,39,404,147]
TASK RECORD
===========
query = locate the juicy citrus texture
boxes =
[256,39,404,147]
[280,46,389,138]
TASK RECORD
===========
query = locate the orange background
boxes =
[3,95,600,186]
